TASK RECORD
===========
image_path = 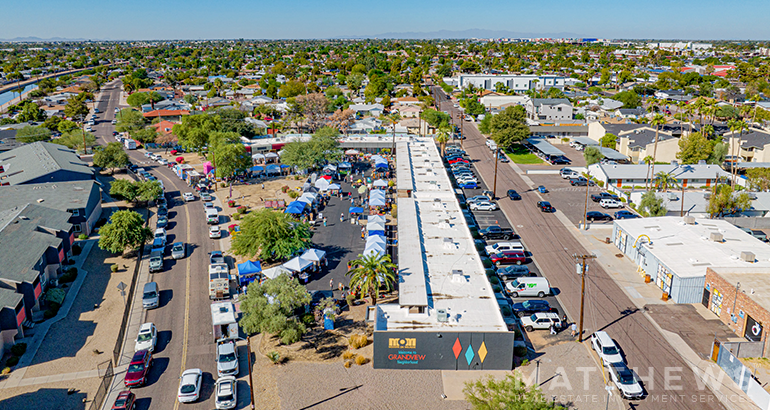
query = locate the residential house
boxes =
[589,162,729,190]
[478,95,529,110]
[0,289,25,354]
[392,97,420,106]
[140,99,185,113]
[725,128,770,163]
[0,181,101,235]
[654,89,693,102]
[142,109,190,122]
[397,105,421,118]
[150,120,179,145]
[0,142,94,186]
[616,108,647,119]
[0,129,23,152]
[0,204,74,322]
[525,98,573,122]
[349,117,382,134]
[349,104,384,117]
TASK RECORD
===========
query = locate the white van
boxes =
[206,208,219,225]
[486,139,498,151]
[506,277,550,298]
[600,199,623,209]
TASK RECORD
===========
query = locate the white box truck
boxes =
[209,263,230,300]
[124,139,137,150]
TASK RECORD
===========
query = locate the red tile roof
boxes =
[143,110,190,118]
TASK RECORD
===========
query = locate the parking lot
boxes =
[447,144,567,325]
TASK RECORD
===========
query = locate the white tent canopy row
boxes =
[301,248,326,262]
[283,256,313,272]
[263,265,292,279]
[367,221,386,232]
[369,215,386,224]
[373,179,388,188]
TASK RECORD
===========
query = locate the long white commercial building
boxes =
[445,74,565,92]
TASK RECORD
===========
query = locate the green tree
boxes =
[16,101,47,122]
[109,179,138,202]
[583,146,604,165]
[231,209,312,262]
[708,141,728,165]
[638,190,668,217]
[489,106,529,149]
[478,114,492,134]
[707,184,751,218]
[173,114,222,152]
[57,120,78,134]
[463,374,563,410]
[676,132,712,164]
[239,274,311,345]
[93,142,129,173]
[746,168,770,191]
[279,127,342,171]
[126,92,150,108]
[214,142,251,179]
[461,99,486,116]
[132,127,157,143]
[42,116,62,132]
[115,109,146,134]
[600,133,617,148]
[136,180,163,203]
[278,80,306,98]
[435,124,450,156]
[15,126,51,143]
[612,90,641,109]
[64,93,89,122]
[648,114,667,190]
[346,253,397,306]
[653,171,680,191]
[98,210,152,255]
[53,129,96,152]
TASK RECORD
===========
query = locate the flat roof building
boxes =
[372,137,514,371]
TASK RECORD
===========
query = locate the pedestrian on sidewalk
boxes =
[549,324,556,335]
[570,323,577,337]
[323,217,327,227]
[330,278,334,290]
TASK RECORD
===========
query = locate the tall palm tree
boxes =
[693,96,706,126]
[435,123,451,156]
[727,119,748,189]
[701,124,714,139]
[346,253,397,306]
[748,94,762,125]
[654,171,680,192]
[643,155,654,190]
[385,112,401,155]
[648,114,667,190]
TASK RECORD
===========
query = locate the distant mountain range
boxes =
[0,36,93,43]
[335,28,585,40]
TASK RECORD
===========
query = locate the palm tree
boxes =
[643,155,654,190]
[693,96,706,126]
[385,112,401,155]
[701,124,714,139]
[653,171,680,192]
[748,94,762,125]
[435,123,451,156]
[648,114,667,190]
[346,253,397,306]
[727,119,748,188]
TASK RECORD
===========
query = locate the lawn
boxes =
[505,145,544,165]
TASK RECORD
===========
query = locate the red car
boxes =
[124,350,152,387]
[490,251,527,266]
[111,391,136,410]
[448,158,469,164]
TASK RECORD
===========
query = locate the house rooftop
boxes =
[0,180,98,213]
[0,142,93,185]
[0,288,22,310]
[593,163,730,181]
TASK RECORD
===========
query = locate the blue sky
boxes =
[2,0,768,40]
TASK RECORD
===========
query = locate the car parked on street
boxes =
[485,241,524,255]
[586,211,613,222]
[135,322,157,352]
[512,300,556,317]
[148,250,163,273]
[600,199,624,209]
[469,201,498,211]
[479,225,515,240]
[171,242,185,259]
[560,168,579,179]
[490,251,527,266]
[614,210,640,219]
[457,180,477,189]
[496,264,531,278]
[609,362,645,399]
[183,192,195,202]
[215,376,237,409]
[569,177,594,186]
[536,201,553,212]
[111,391,136,410]
[591,331,624,365]
[157,205,168,216]
[209,225,222,239]
[156,216,168,229]
[467,195,490,204]
[506,189,521,200]
[216,339,239,377]
[520,312,562,332]
[201,193,213,202]
[591,192,619,202]
[124,350,152,387]
[177,368,203,403]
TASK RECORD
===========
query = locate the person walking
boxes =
[549,324,556,335]
[323,217,327,227]
[570,323,577,337]
[330,278,334,290]
[340,213,344,222]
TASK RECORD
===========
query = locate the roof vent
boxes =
[740,251,756,263]
[683,216,696,225]
[437,309,449,322]
[710,232,724,242]
[443,237,455,248]
[37,198,44,203]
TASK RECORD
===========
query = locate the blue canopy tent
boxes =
[349,207,364,214]
[285,202,306,214]
[237,260,262,286]
[375,162,389,169]
[250,165,265,173]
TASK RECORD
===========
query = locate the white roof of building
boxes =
[592,163,730,180]
[377,137,507,332]
[615,216,770,279]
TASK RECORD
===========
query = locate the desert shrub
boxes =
[489,276,500,285]
[111,264,119,273]
[520,359,530,366]
[267,351,281,364]
[343,360,352,368]
[342,351,356,360]
[597,180,605,187]
[6,357,19,367]
[288,191,299,199]
[279,321,305,345]
[281,185,290,193]
[300,313,315,326]
[78,234,88,240]
[355,355,369,365]
[10,343,26,357]
[349,334,368,349]
[237,206,248,214]
[1,367,10,375]
[59,269,78,283]
[233,213,241,220]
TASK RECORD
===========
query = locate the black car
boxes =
[157,205,168,216]
[586,211,613,222]
[591,192,619,202]
[496,265,531,278]
[507,189,521,200]
[549,155,571,165]
[614,210,640,219]
[512,300,557,317]
[569,177,594,186]
[479,226,515,240]
[537,201,553,212]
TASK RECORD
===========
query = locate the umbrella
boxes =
[373,179,388,187]
[175,156,185,163]
[349,207,364,214]
[263,265,291,279]
[283,256,313,272]
[345,149,359,155]
[301,249,327,262]
[357,185,368,194]
[320,175,332,180]
[356,179,363,183]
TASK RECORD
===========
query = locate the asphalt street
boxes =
[93,82,229,410]
[432,86,726,410]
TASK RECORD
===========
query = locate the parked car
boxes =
[506,189,521,200]
[204,202,215,210]
[201,193,213,202]
[600,199,624,209]
[148,250,163,273]
[614,210,640,219]
[124,350,152,387]
[210,250,225,265]
[183,192,195,202]
[496,265,531,278]
[209,225,222,239]
[457,181,478,189]
[215,376,238,409]
[512,300,556,317]
[560,168,579,179]
[485,241,524,255]
[506,277,550,298]
[111,391,136,410]
[470,201,498,211]
[479,226,515,240]
[740,227,769,242]
[497,151,510,163]
[591,331,624,365]
[154,228,166,244]
[157,205,168,216]
[177,368,203,403]
[536,201,553,212]
[142,282,159,309]
[467,195,490,204]
[171,242,186,259]
[520,312,562,332]
[156,216,168,229]
[537,185,548,194]
[489,251,527,266]
[608,362,645,399]
[569,177,594,186]
[591,192,619,202]
[216,339,239,377]
[586,211,613,222]
[151,238,165,253]
[135,322,157,352]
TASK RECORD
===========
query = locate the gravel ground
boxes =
[0,377,100,410]
[250,335,282,410]
[23,230,137,379]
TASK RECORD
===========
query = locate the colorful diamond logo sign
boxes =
[465,345,475,365]
[452,338,462,359]
[478,342,488,363]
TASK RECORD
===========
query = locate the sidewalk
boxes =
[567,223,759,410]
[0,240,96,389]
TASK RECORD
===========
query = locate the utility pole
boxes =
[575,253,596,343]
[582,175,590,230]
[458,111,464,149]
[680,182,686,216]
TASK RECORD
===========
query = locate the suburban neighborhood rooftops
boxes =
[615,217,770,279]
[0,142,93,185]
[377,137,507,332]
[735,130,770,149]
[0,180,98,213]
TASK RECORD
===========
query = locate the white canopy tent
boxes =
[283,256,313,272]
[301,248,327,262]
[263,265,292,279]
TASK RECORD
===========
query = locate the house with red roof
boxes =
[143,110,190,122]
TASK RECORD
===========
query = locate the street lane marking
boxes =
[173,184,194,410]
